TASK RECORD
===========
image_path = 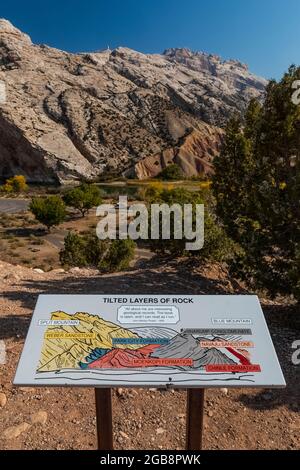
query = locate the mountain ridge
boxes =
[0,19,267,183]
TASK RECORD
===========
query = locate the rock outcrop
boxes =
[0,20,267,183]
[134,125,223,179]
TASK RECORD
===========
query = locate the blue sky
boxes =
[1,0,299,79]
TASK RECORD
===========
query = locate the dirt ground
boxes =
[0,209,101,271]
[0,204,152,272]
[0,259,299,450]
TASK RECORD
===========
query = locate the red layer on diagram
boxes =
[87,344,161,369]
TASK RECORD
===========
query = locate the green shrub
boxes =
[147,187,235,261]
[29,196,66,231]
[63,184,103,216]
[98,239,136,272]
[60,232,136,272]
[59,232,88,267]
[157,164,184,181]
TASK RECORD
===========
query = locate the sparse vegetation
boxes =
[29,235,45,246]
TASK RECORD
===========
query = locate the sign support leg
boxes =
[95,388,113,450]
[186,388,205,450]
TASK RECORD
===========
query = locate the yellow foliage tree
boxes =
[2,175,28,193]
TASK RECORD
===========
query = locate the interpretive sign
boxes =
[14,294,286,388]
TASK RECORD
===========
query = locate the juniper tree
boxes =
[213,66,300,300]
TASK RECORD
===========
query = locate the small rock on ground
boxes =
[3,422,31,439]
[31,411,48,425]
[0,392,7,407]
[156,427,166,435]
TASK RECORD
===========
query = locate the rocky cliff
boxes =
[0,19,267,183]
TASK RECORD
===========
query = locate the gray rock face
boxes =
[152,333,235,369]
[0,20,267,183]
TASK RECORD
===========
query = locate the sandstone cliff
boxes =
[0,19,266,183]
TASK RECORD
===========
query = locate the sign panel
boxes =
[14,295,286,388]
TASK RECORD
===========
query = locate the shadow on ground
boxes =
[1,258,247,312]
[0,314,31,341]
[4,227,45,238]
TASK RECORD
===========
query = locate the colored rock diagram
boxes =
[14,295,286,388]
[37,311,259,377]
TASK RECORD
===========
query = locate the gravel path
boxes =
[0,199,29,214]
